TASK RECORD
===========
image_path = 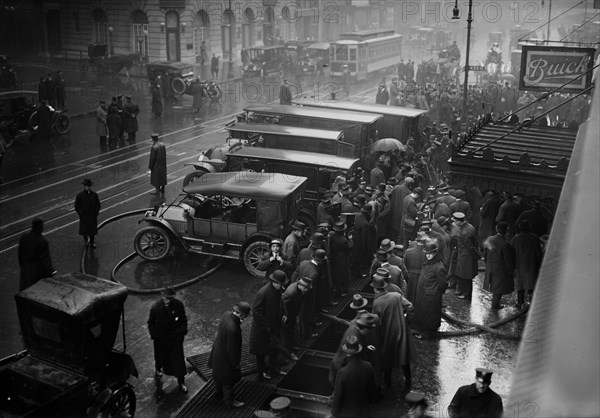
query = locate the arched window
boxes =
[221,9,234,58]
[264,6,275,45]
[131,10,149,58]
[194,9,210,61]
[92,9,108,44]
[242,7,255,48]
[165,10,180,61]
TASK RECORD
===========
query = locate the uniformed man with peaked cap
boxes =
[448,368,503,418]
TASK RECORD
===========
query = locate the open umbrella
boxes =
[371,138,406,153]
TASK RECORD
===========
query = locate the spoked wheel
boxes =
[53,112,71,134]
[182,169,208,187]
[101,386,136,418]
[134,226,172,261]
[243,240,270,278]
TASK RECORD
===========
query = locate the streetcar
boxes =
[330,29,402,81]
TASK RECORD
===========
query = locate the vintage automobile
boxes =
[242,45,287,79]
[0,90,71,147]
[1,272,138,417]
[134,172,307,278]
[85,43,135,76]
[146,61,195,96]
[299,42,330,75]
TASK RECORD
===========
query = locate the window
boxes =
[95,22,108,44]
[349,47,356,61]
[132,23,149,56]
[193,26,207,54]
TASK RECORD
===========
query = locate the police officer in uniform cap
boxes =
[448,368,503,418]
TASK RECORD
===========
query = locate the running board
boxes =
[182,237,241,259]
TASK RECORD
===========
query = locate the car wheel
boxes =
[101,386,136,418]
[134,226,172,261]
[243,240,270,278]
[53,112,71,134]
[182,169,208,187]
[171,77,186,95]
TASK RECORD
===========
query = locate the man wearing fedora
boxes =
[249,270,287,380]
[371,270,415,391]
[147,287,189,393]
[282,220,306,269]
[297,232,325,264]
[293,249,328,320]
[148,133,167,195]
[208,301,251,408]
[282,276,312,353]
[448,368,503,418]
[329,220,353,299]
[330,335,377,418]
[369,250,406,294]
[74,178,101,248]
[353,204,377,276]
[317,196,336,226]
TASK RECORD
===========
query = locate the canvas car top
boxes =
[226,146,359,170]
[182,171,307,201]
[244,104,383,124]
[226,121,344,141]
[293,99,428,118]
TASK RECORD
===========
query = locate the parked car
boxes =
[2,273,138,418]
[134,172,307,278]
[242,45,287,79]
[299,42,330,75]
[146,61,195,96]
[0,90,71,147]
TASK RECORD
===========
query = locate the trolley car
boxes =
[330,29,402,80]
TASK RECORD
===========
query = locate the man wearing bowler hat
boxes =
[148,133,167,195]
[353,204,377,276]
[329,220,353,298]
[448,368,503,418]
[297,232,325,264]
[74,178,101,248]
[208,301,251,408]
[249,270,287,380]
[148,287,189,393]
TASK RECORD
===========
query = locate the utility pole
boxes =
[546,0,553,40]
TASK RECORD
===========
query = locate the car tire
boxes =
[53,111,71,134]
[134,226,172,261]
[182,169,208,187]
[171,77,186,95]
[101,386,136,418]
[243,240,270,279]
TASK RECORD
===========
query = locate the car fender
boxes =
[138,217,187,247]
[183,162,217,173]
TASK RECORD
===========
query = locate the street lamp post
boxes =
[453,0,474,123]
[108,26,114,56]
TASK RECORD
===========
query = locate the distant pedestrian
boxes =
[191,78,205,114]
[74,178,101,248]
[96,100,107,146]
[18,218,55,291]
[448,368,503,418]
[148,133,167,195]
[44,73,56,107]
[200,40,208,67]
[122,96,139,143]
[150,82,163,119]
[207,301,251,408]
[55,70,66,109]
[106,106,121,148]
[117,95,125,140]
[483,222,515,310]
[147,287,189,393]
[279,79,292,105]
[211,54,219,80]
[36,100,53,140]
[342,65,351,98]
[375,82,389,105]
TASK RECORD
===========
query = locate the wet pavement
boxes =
[0,46,525,417]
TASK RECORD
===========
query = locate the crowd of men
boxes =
[37,71,67,109]
[95,94,140,150]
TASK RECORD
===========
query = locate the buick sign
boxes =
[519,46,596,93]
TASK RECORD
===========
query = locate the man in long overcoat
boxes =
[74,178,101,248]
[122,96,139,143]
[150,82,163,119]
[147,287,189,393]
[148,133,167,195]
[413,242,447,337]
[478,190,502,250]
[449,212,478,300]
[281,277,312,354]
[96,100,107,145]
[36,100,53,140]
[329,221,352,298]
[390,177,414,242]
[404,238,426,303]
[496,193,522,241]
[483,222,516,309]
[279,79,292,105]
[208,302,251,408]
[249,270,286,380]
[106,107,121,148]
[512,220,542,309]
[402,188,420,249]
[18,218,55,291]
[55,71,66,109]
[353,205,377,275]
[371,272,415,390]
[331,335,378,418]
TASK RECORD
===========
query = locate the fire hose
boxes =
[80,208,224,294]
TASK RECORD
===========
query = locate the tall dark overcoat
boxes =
[372,291,416,369]
[478,192,503,248]
[483,233,516,295]
[106,112,121,139]
[331,356,377,418]
[122,102,139,133]
[449,222,478,281]
[496,199,522,239]
[18,231,54,291]
[414,253,447,331]
[390,183,412,233]
[512,231,542,291]
[147,297,188,378]
[404,244,425,303]
[207,311,242,386]
[75,189,101,236]
[151,85,163,114]
[149,141,167,187]
[249,282,282,356]
[353,213,377,270]
[329,231,352,284]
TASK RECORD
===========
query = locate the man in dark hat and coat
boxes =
[450,212,479,300]
[18,218,55,291]
[496,193,523,241]
[331,335,378,418]
[249,270,287,380]
[208,301,251,408]
[297,232,325,264]
[404,237,426,303]
[148,133,167,195]
[329,220,353,298]
[282,277,312,353]
[122,96,140,143]
[390,177,414,243]
[448,368,503,418]
[413,242,447,338]
[512,220,542,309]
[483,221,516,309]
[282,220,305,269]
[353,204,377,275]
[74,178,101,248]
[371,271,415,391]
[148,287,189,393]
[478,190,503,250]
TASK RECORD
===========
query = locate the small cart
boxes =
[1,273,138,417]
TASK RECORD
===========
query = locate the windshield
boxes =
[257,200,284,235]
[334,44,348,61]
